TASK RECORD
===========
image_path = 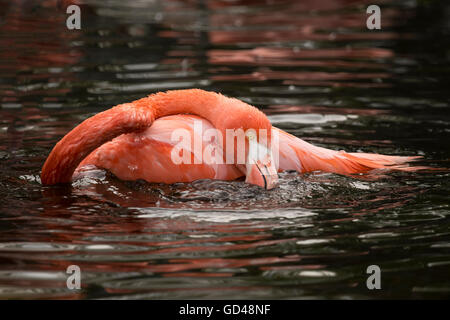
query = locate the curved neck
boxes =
[134,89,250,134]
[41,103,154,185]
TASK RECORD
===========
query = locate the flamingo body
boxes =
[76,115,243,183]
[41,89,421,189]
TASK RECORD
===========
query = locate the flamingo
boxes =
[41,89,420,189]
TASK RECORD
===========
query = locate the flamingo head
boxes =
[218,98,279,189]
[243,129,279,190]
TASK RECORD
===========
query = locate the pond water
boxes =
[0,0,449,299]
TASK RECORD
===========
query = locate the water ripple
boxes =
[0,0,448,299]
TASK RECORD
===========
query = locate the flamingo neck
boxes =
[41,103,154,185]
[135,89,247,134]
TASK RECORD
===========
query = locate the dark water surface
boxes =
[0,0,449,299]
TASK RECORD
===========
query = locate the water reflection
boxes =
[0,0,449,299]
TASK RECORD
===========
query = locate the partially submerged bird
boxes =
[41,89,420,189]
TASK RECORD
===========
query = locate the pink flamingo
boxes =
[41,89,420,189]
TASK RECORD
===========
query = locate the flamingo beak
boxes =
[245,142,279,190]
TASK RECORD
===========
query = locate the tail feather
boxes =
[276,127,426,175]
[340,152,425,173]
[347,152,421,166]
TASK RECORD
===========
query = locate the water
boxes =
[0,0,449,299]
